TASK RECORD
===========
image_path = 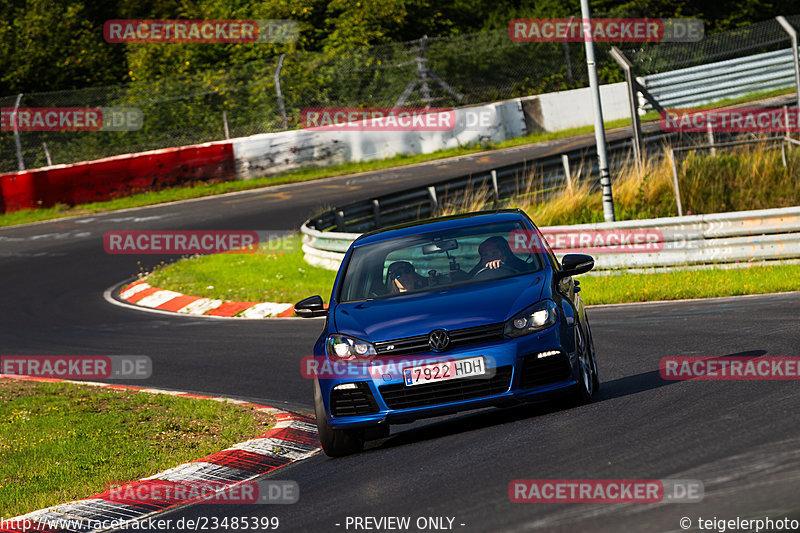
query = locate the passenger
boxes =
[386,261,427,293]
[469,236,528,276]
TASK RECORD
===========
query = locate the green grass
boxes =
[143,235,800,306]
[145,236,337,305]
[578,264,800,305]
[0,379,275,517]
[4,85,793,229]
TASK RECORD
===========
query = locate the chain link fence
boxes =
[2,16,799,174]
[0,31,595,173]
[623,16,800,74]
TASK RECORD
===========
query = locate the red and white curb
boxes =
[117,280,296,318]
[0,375,320,533]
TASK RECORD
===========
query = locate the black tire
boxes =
[585,317,600,392]
[314,380,365,457]
[569,321,599,406]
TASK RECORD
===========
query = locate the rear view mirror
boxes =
[422,239,458,254]
[295,295,327,318]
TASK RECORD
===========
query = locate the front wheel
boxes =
[569,322,598,406]
[314,380,365,457]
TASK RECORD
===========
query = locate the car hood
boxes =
[333,273,546,342]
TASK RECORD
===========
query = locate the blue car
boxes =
[296,209,599,456]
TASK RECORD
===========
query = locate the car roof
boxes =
[353,209,530,247]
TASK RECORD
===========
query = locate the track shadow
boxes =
[365,349,768,453]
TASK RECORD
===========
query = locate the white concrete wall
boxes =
[232,99,527,179]
[231,83,630,179]
[521,82,628,132]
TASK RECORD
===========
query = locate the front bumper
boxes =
[321,324,579,429]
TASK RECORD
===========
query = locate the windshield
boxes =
[338,220,545,303]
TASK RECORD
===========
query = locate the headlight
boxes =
[504,300,558,338]
[326,334,376,360]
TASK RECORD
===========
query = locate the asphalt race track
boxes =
[2,135,799,532]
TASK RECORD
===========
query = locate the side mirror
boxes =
[558,254,594,278]
[294,295,327,318]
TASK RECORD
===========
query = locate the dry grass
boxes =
[439,142,800,225]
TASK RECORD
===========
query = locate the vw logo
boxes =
[428,329,450,351]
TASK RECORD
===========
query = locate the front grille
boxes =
[374,323,505,356]
[330,382,380,417]
[518,352,571,389]
[379,366,513,410]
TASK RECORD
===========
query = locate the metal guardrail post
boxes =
[776,16,800,110]
[561,154,573,191]
[490,170,500,205]
[372,199,381,228]
[610,47,643,168]
[335,210,345,231]
[668,149,684,217]
[427,186,438,215]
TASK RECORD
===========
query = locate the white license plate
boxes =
[403,356,486,387]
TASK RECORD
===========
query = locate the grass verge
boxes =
[0,379,274,517]
[142,235,800,306]
[145,236,337,305]
[577,263,800,305]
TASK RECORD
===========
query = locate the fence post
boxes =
[781,139,787,167]
[610,47,642,169]
[222,111,230,139]
[561,154,573,191]
[13,93,25,171]
[776,17,800,111]
[668,149,684,216]
[42,142,52,166]
[706,122,715,156]
[582,0,615,222]
[274,54,288,129]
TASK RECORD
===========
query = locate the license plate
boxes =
[403,356,486,387]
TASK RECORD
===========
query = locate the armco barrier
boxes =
[300,206,800,271]
[0,142,235,213]
[640,48,798,110]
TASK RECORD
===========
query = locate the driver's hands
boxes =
[485,259,504,269]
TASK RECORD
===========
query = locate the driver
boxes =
[469,236,528,276]
[386,261,427,293]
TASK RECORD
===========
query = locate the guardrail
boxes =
[640,48,798,110]
[305,128,699,235]
[302,206,800,271]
